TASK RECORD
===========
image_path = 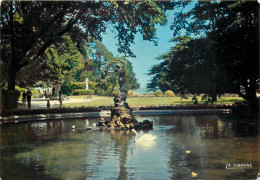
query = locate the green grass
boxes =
[69,95,105,99]
[62,97,114,108]
[61,96,244,108]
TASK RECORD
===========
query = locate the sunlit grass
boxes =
[63,97,114,107]
[69,95,106,100]
[61,96,244,108]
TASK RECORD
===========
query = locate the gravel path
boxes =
[19,98,93,109]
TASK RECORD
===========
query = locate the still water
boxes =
[0,115,259,180]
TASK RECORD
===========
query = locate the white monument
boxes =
[85,78,89,90]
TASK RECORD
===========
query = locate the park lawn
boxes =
[69,95,105,100]
[127,96,244,106]
[61,96,244,108]
[62,97,114,108]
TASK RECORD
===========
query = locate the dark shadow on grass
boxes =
[217,98,245,103]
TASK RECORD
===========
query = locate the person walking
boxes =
[47,100,50,109]
[45,90,48,100]
[26,88,32,109]
[22,90,27,108]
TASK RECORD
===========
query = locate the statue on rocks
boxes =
[97,59,153,130]
[114,60,127,107]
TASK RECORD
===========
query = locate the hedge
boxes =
[73,89,94,95]
[62,81,96,95]
[73,82,85,90]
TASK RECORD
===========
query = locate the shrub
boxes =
[88,81,97,89]
[15,86,26,99]
[62,81,96,95]
[31,89,41,98]
[61,80,74,95]
[165,90,175,97]
[72,82,85,90]
[14,86,41,98]
[15,85,26,92]
[128,90,135,96]
[95,89,105,96]
[73,89,94,95]
[154,90,163,97]
[109,90,118,97]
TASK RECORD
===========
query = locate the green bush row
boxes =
[62,81,97,95]
[73,82,85,90]
[73,89,94,95]
[153,90,176,97]
[2,86,41,99]
[73,82,96,90]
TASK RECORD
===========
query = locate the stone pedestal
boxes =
[85,78,89,90]
[107,107,138,129]
[97,107,154,130]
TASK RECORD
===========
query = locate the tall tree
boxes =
[149,1,259,110]
[1,1,176,91]
[15,35,85,86]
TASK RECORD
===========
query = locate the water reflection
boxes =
[0,115,259,180]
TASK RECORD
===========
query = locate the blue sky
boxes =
[101,4,194,89]
[101,11,175,89]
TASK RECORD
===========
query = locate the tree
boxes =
[95,57,140,96]
[149,1,259,112]
[168,37,235,98]
[147,56,172,92]
[147,36,192,94]
[214,2,259,114]
[1,1,174,91]
[124,58,140,91]
[15,35,85,87]
[81,42,139,96]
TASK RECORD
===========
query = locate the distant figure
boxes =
[47,100,50,109]
[52,86,55,96]
[45,90,48,100]
[59,90,62,108]
[26,88,32,109]
[22,90,27,108]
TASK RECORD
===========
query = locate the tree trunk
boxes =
[246,83,258,117]
[212,93,217,102]
[8,67,16,90]
[8,2,16,91]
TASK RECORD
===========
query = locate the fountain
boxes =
[97,60,153,130]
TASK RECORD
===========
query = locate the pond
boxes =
[0,114,259,180]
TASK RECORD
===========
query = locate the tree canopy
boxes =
[148,1,259,107]
[14,35,140,96]
[1,1,180,90]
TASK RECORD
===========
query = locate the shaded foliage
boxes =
[1,1,179,91]
[148,1,259,113]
